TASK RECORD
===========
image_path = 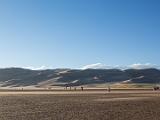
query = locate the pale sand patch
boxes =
[0,91,107,95]
[0,90,158,96]
[95,97,151,102]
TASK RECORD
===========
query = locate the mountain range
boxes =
[0,68,160,87]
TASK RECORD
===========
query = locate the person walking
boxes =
[81,86,84,91]
[108,86,111,92]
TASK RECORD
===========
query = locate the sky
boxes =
[0,0,160,69]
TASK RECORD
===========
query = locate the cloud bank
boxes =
[128,63,157,69]
[11,63,159,70]
[81,63,111,70]
[23,66,53,70]
[81,63,158,70]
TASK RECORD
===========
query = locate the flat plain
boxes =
[0,90,160,120]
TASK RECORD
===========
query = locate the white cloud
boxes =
[23,66,53,70]
[81,63,158,70]
[81,63,114,70]
[128,63,157,69]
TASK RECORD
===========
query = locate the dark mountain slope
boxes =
[0,68,160,87]
[125,68,160,83]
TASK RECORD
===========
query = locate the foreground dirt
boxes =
[0,91,160,120]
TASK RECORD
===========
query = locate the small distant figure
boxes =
[74,87,77,91]
[108,86,111,92]
[65,86,68,90]
[70,86,72,91]
[22,88,23,91]
[153,86,159,91]
[81,86,84,91]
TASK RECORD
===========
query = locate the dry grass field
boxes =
[0,90,160,120]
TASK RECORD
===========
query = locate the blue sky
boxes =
[0,0,160,69]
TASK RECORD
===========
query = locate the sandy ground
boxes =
[0,90,160,120]
[0,88,156,95]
